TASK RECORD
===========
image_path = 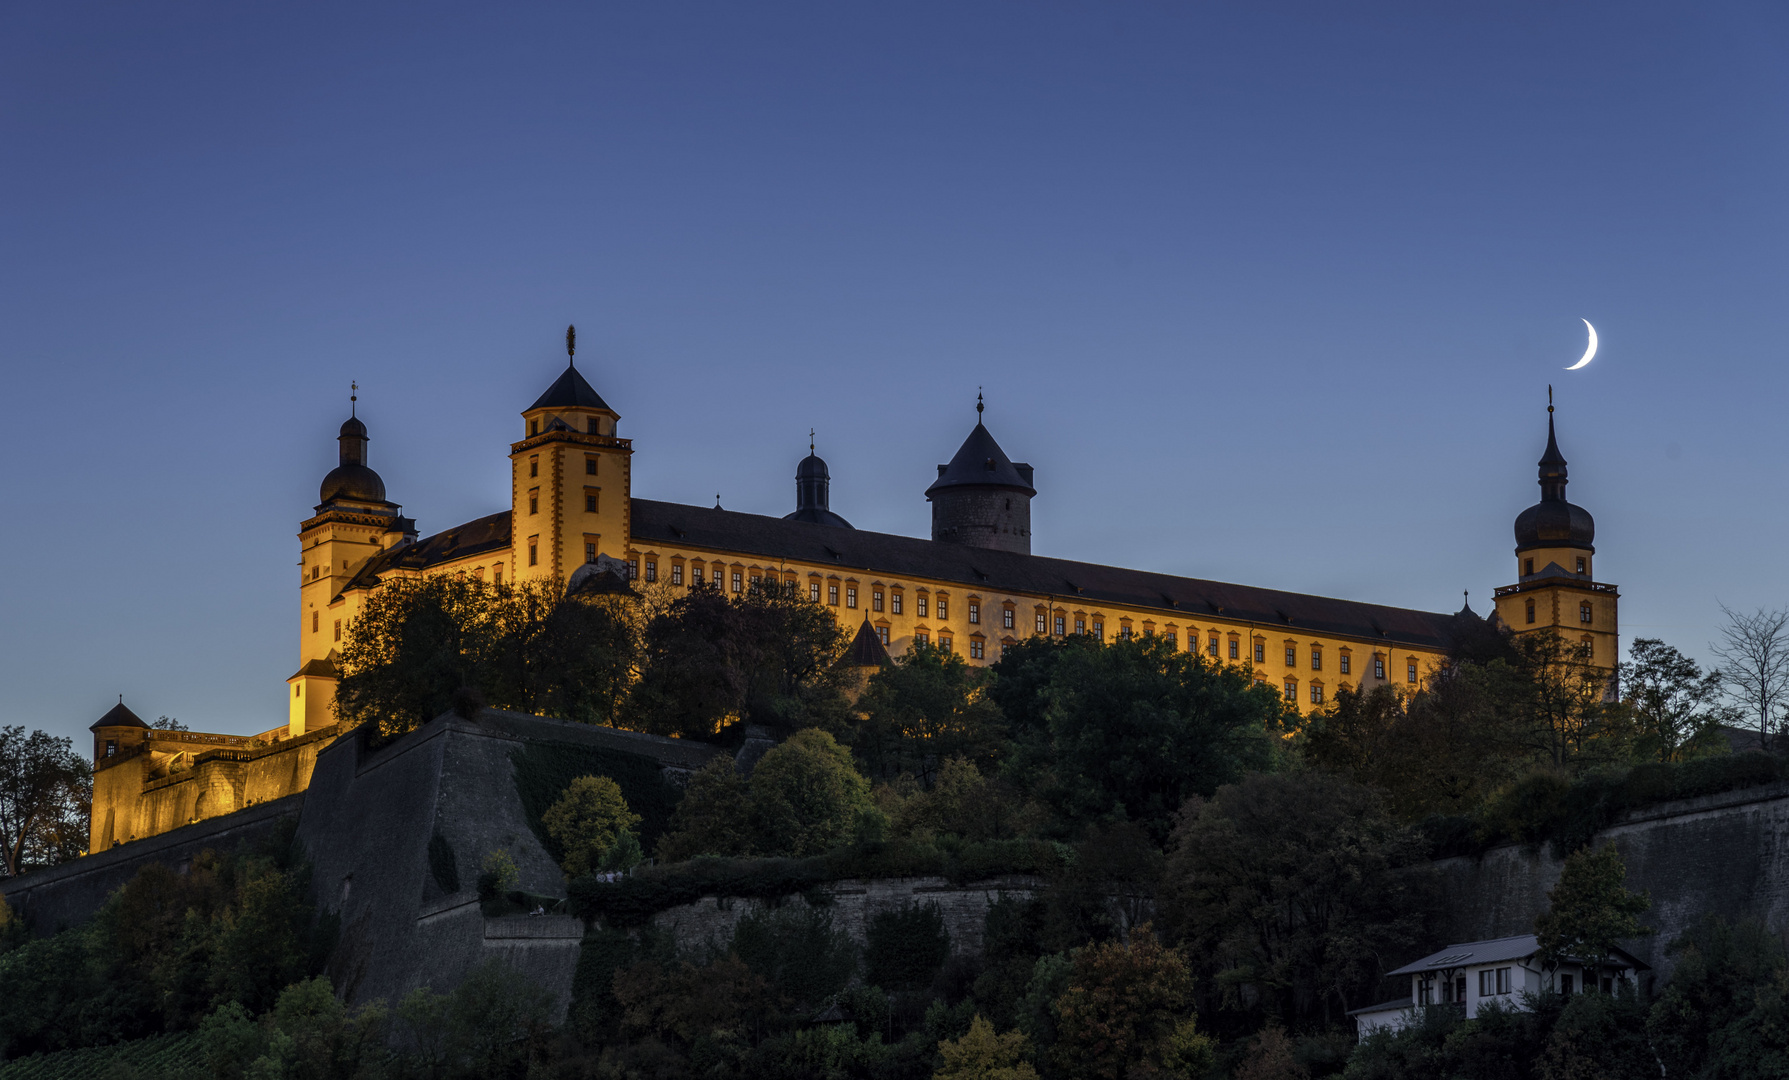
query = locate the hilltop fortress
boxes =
[87,336,1619,851]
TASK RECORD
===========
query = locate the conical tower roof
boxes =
[90,700,148,731]
[926,422,1035,497]
[527,365,613,413]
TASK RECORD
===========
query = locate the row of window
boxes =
[1525,598,1597,625]
[1524,556,1589,577]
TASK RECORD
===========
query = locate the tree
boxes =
[1158,772,1432,1033]
[1049,926,1211,1080]
[1647,916,1789,1077]
[628,581,853,739]
[1235,1024,1309,1080]
[934,1015,1038,1080]
[1501,631,1624,771]
[654,757,751,861]
[1711,604,1789,751]
[884,756,1037,844]
[0,726,90,876]
[1534,843,1650,990]
[1620,637,1729,763]
[991,635,1280,842]
[541,775,642,877]
[856,643,1005,784]
[746,729,872,857]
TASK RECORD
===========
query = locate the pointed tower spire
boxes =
[1538,385,1568,500]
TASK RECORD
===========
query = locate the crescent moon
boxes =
[1565,319,1597,370]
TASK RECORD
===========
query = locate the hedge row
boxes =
[0,1032,198,1080]
[567,838,1067,927]
[1424,752,1789,860]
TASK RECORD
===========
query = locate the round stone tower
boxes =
[925,398,1035,555]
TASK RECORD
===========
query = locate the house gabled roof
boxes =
[1386,934,1649,976]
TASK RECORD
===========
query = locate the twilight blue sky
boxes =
[4,2,1788,742]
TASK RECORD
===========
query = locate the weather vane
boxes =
[566,324,576,368]
[976,388,984,417]
[809,428,816,454]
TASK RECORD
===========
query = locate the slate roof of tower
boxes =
[926,422,1035,497]
[527,365,613,413]
[91,702,148,731]
[339,499,1466,651]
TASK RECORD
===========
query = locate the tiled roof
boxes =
[846,617,891,667]
[334,511,511,599]
[631,499,1464,650]
[926,422,1034,496]
[1386,935,1650,976]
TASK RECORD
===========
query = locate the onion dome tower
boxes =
[294,387,415,738]
[784,432,853,528]
[1491,390,1619,679]
[925,394,1035,555]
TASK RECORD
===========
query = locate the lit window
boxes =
[873,591,884,612]
[846,587,857,609]
[1285,645,1297,666]
[1254,641,1265,663]
[892,593,904,615]
[1311,648,1322,670]
[1036,612,1047,633]
[828,584,840,605]
[1526,599,1536,624]
[585,543,596,564]
[645,561,657,582]
[1284,680,1297,701]
[1340,652,1351,675]
[1407,661,1418,684]
[732,572,743,593]
[968,603,980,624]
[937,599,948,620]
[1054,616,1066,635]
[1373,656,1385,679]
[1003,608,1014,629]
[809,582,821,602]
[917,596,929,618]
[1075,618,1086,635]
[672,564,684,586]
[1580,601,1593,624]
[1310,683,1323,704]
[970,639,984,659]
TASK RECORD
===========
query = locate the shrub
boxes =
[541,775,642,877]
[730,904,858,1011]
[510,740,681,856]
[935,1014,1039,1080]
[747,729,873,857]
[655,757,752,861]
[864,902,950,992]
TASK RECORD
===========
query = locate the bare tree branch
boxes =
[1709,604,1789,752]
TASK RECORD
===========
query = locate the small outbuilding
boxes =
[1348,934,1649,1035]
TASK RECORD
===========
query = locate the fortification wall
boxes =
[2,793,304,934]
[1433,780,1789,984]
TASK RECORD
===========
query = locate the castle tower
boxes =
[784,435,853,528]
[293,394,414,735]
[926,396,1034,555]
[1492,395,1620,675]
[512,326,634,582]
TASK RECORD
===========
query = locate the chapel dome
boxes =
[320,462,386,504]
[1514,499,1595,552]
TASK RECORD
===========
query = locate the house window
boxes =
[1407,660,1418,684]
[712,567,724,586]
[530,455,539,478]
[672,564,684,586]
[917,596,929,618]
[1165,632,1177,649]
[1339,651,1352,675]
[1524,557,1534,576]
[529,536,541,563]
[915,631,929,647]
[105,740,116,757]
[1209,636,1220,658]
[1526,599,1536,624]
[1254,641,1266,663]
[892,593,904,615]
[1581,636,1595,659]
[828,584,839,606]
[873,590,884,612]
[585,492,598,513]
[1285,645,1297,666]
[970,639,985,659]
[1311,648,1322,670]
[627,560,639,580]
[1229,638,1239,660]
[1580,601,1593,624]
[939,636,953,653]
[1092,621,1104,639]
[645,560,657,582]
[968,602,980,624]
[587,418,599,435]
[750,572,762,587]
[529,419,539,437]
[311,565,319,581]
[1560,974,1574,995]
[1003,608,1014,630]
[1055,616,1066,635]
[529,489,539,515]
[1575,556,1586,574]
[312,612,319,633]
[494,565,502,585]
[1283,680,1297,701]
[1036,612,1047,634]
[846,587,858,609]
[1373,656,1385,679]
[1310,682,1323,704]
[1075,618,1086,636]
[877,626,890,645]
[810,582,821,602]
[936,598,948,620]
[585,542,597,564]
[586,455,598,475]
[731,572,743,593]
[333,619,342,642]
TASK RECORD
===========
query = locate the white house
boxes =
[1347,934,1650,1035]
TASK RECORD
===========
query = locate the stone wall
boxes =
[1432,780,1789,985]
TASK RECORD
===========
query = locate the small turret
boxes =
[925,395,1034,555]
[785,432,853,528]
